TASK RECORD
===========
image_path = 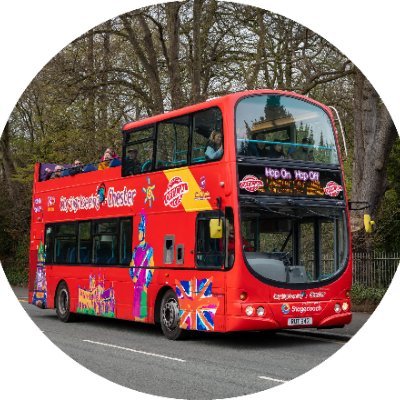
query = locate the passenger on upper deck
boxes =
[205,130,223,160]
[98,151,112,170]
[70,159,83,175]
[288,137,314,162]
[101,147,119,161]
[250,133,269,157]
[125,148,142,175]
[50,165,63,179]
[267,143,285,159]
[43,167,53,181]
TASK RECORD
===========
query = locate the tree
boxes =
[350,68,398,249]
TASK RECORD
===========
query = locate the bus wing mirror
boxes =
[209,219,223,239]
[364,214,375,233]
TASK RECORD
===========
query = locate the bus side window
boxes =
[195,212,224,269]
[192,108,223,164]
[45,225,54,263]
[156,116,190,169]
[123,126,154,176]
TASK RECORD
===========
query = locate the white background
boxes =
[0,1,399,399]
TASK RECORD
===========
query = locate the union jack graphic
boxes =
[175,277,220,331]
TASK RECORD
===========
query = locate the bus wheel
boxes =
[160,289,186,340]
[55,282,74,322]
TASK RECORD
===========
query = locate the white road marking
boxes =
[83,339,186,363]
[258,376,288,383]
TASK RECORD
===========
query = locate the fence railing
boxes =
[320,252,400,288]
[352,252,400,288]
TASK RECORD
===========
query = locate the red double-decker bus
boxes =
[29,89,352,339]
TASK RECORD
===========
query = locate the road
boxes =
[17,290,350,399]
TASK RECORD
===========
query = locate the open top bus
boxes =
[29,89,352,339]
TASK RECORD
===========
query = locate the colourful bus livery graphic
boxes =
[77,275,116,318]
[29,89,352,339]
[239,175,264,192]
[176,277,220,331]
[163,176,189,208]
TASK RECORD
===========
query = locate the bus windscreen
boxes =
[236,94,339,165]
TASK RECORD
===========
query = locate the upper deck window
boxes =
[123,126,155,175]
[236,94,339,164]
[156,116,190,169]
[122,107,224,176]
[191,108,224,164]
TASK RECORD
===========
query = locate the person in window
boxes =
[250,132,269,157]
[289,137,314,161]
[205,130,223,160]
[125,148,142,174]
[50,165,63,179]
[98,151,112,170]
[267,142,285,159]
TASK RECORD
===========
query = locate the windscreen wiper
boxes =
[245,197,301,219]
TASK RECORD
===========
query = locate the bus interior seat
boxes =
[107,255,117,264]
[192,156,206,163]
[141,160,152,172]
[95,245,111,264]
[66,247,76,263]
[79,247,90,263]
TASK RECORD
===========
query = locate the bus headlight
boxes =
[334,303,341,313]
[245,306,254,316]
[342,302,349,312]
[256,306,265,317]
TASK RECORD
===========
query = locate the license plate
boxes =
[288,317,313,326]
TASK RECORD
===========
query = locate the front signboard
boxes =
[238,165,344,200]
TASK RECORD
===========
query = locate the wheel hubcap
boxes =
[59,289,68,315]
[162,298,179,331]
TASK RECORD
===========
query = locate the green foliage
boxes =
[351,283,386,306]
[373,138,400,251]
[2,232,30,287]
[3,265,28,287]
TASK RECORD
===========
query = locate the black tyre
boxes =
[160,289,186,340]
[55,281,74,322]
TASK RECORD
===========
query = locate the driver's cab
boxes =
[240,206,347,285]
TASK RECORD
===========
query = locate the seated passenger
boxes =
[289,137,314,161]
[250,133,269,157]
[101,147,119,161]
[70,159,83,175]
[205,130,223,160]
[50,165,63,179]
[125,148,141,174]
[43,167,53,181]
[267,143,285,159]
[98,151,112,170]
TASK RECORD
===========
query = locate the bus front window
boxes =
[236,94,339,164]
[241,206,347,285]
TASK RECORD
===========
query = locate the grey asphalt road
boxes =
[15,288,360,399]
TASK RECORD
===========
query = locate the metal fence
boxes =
[321,252,400,288]
[352,252,400,288]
